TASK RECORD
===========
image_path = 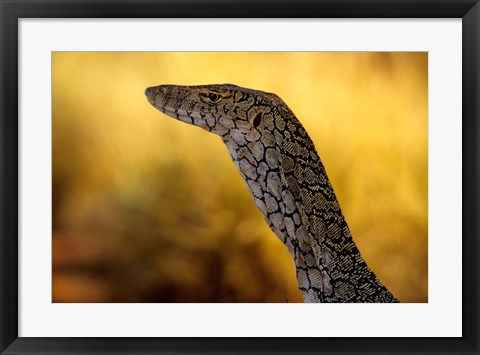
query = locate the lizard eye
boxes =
[199,91,231,105]
[200,92,223,105]
[207,93,221,103]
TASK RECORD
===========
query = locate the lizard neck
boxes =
[223,113,398,303]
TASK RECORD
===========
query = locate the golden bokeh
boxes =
[52,52,427,303]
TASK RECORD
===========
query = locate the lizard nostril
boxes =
[145,87,160,105]
[145,87,154,98]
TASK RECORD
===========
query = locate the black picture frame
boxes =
[1,1,479,354]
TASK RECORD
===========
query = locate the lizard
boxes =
[145,83,399,303]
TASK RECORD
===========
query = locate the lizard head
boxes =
[145,84,286,145]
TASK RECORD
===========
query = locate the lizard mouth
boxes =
[145,87,197,125]
[162,106,208,128]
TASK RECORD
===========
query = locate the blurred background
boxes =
[52,52,428,303]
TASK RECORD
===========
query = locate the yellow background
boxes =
[52,52,428,302]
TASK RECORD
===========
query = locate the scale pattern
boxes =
[145,83,398,303]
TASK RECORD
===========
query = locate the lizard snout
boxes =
[145,86,156,102]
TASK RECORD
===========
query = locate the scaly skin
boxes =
[145,84,398,303]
